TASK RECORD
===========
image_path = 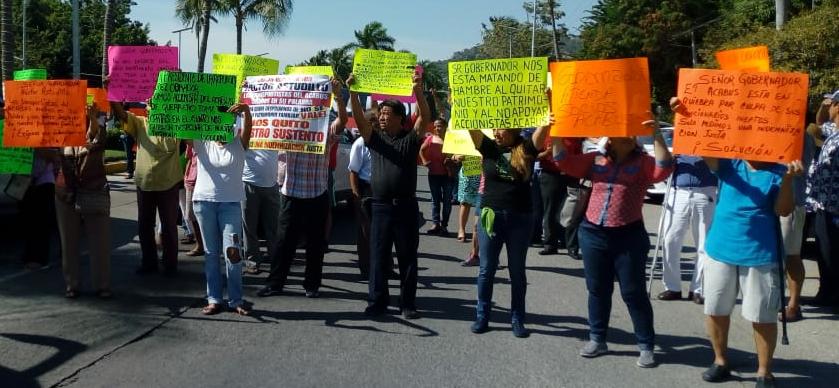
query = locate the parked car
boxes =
[637,123,674,201]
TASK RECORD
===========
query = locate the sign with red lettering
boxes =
[673,68,808,162]
[241,74,332,153]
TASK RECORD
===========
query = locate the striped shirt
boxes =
[280,149,329,199]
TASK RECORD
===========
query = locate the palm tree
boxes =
[1,0,13,80]
[218,0,293,54]
[352,21,395,51]
[326,45,353,81]
[176,0,220,72]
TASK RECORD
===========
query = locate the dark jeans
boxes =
[353,180,373,275]
[531,170,543,242]
[579,220,655,350]
[564,183,584,254]
[476,208,533,323]
[368,198,420,310]
[22,183,56,265]
[815,210,839,300]
[120,134,135,175]
[266,192,329,291]
[540,170,568,249]
[428,174,453,228]
[137,184,180,271]
[241,182,281,261]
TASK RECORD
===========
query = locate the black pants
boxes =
[815,210,839,301]
[137,184,180,271]
[266,192,329,291]
[22,183,56,265]
[540,171,568,249]
[368,198,419,310]
[353,180,373,275]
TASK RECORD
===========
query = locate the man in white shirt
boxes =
[241,149,281,273]
[348,111,375,278]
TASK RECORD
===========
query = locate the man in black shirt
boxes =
[347,71,431,319]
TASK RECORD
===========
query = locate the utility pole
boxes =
[72,0,80,79]
[776,0,788,30]
[172,26,192,69]
[21,0,27,68]
[531,0,537,57]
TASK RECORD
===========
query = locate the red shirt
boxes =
[421,136,448,176]
[541,138,582,174]
[552,150,672,227]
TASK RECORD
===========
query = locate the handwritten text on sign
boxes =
[3,80,88,147]
[461,156,482,176]
[285,66,333,76]
[350,49,416,96]
[212,54,279,100]
[148,72,237,142]
[672,69,808,162]
[550,58,650,137]
[715,46,770,72]
[107,46,179,102]
[0,120,33,174]
[241,75,332,154]
[448,57,548,130]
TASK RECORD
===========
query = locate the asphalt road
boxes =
[0,170,836,388]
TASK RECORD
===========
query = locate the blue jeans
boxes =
[476,208,533,323]
[579,220,655,350]
[193,201,244,308]
[428,174,453,228]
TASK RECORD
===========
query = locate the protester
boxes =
[468,115,549,338]
[455,156,481,266]
[657,155,718,304]
[110,99,182,276]
[558,138,586,260]
[779,136,814,321]
[551,117,673,367]
[421,118,454,236]
[182,144,204,256]
[241,143,281,275]
[257,78,347,299]
[538,137,578,255]
[120,132,135,179]
[348,110,377,278]
[55,104,112,299]
[348,71,431,319]
[191,103,253,315]
[21,151,56,271]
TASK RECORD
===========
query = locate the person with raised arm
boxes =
[466,105,550,338]
[256,78,347,299]
[670,97,801,388]
[347,70,431,319]
[551,113,673,367]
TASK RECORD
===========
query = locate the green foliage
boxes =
[14,0,154,83]
[478,16,557,59]
[352,21,395,51]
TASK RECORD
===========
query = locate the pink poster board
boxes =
[107,46,179,102]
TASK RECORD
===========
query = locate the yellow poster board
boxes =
[285,65,334,76]
[350,49,416,96]
[212,54,280,100]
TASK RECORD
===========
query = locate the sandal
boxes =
[96,289,113,299]
[185,248,205,257]
[233,306,250,316]
[65,289,80,299]
[201,303,222,315]
[457,234,467,242]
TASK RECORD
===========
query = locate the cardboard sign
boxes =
[716,46,770,72]
[13,69,47,80]
[550,58,651,137]
[350,49,416,96]
[672,68,808,162]
[441,126,493,157]
[448,57,548,130]
[372,65,424,103]
[128,107,147,117]
[86,88,110,113]
[461,156,482,176]
[213,54,279,101]
[241,74,332,153]
[284,65,333,76]
[0,120,34,174]
[107,45,179,102]
[147,71,237,142]
[3,80,88,147]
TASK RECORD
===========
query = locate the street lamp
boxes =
[21,0,28,68]
[72,0,80,79]
[172,26,192,68]
[255,52,269,57]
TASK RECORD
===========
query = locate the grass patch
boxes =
[104,150,126,163]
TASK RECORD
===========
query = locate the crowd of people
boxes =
[10,70,839,388]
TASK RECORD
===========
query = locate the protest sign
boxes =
[13,69,46,80]
[213,54,279,100]
[107,46,179,102]
[3,80,88,147]
[240,74,332,153]
[672,68,808,162]
[550,58,650,137]
[461,156,482,176]
[448,57,548,130]
[350,49,416,96]
[128,107,147,117]
[284,65,333,76]
[372,65,424,103]
[716,46,770,72]
[86,88,110,113]
[147,71,237,142]
[0,120,33,174]
[441,126,493,157]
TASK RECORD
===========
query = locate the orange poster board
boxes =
[86,87,111,113]
[715,46,770,72]
[3,80,88,147]
[550,58,651,137]
[672,68,808,162]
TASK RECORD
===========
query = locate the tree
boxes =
[176,0,220,72]
[299,44,352,81]
[102,0,116,77]
[217,0,293,54]
[523,0,567,58]
[2,0,13,80]
[352,21,395,51]
[479,16,555,59]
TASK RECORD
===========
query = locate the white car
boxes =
[637,124,674,200]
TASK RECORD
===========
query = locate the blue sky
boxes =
[132,0,598,72]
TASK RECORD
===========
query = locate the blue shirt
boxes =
[673,155,717,188]
[706,159,785,267]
